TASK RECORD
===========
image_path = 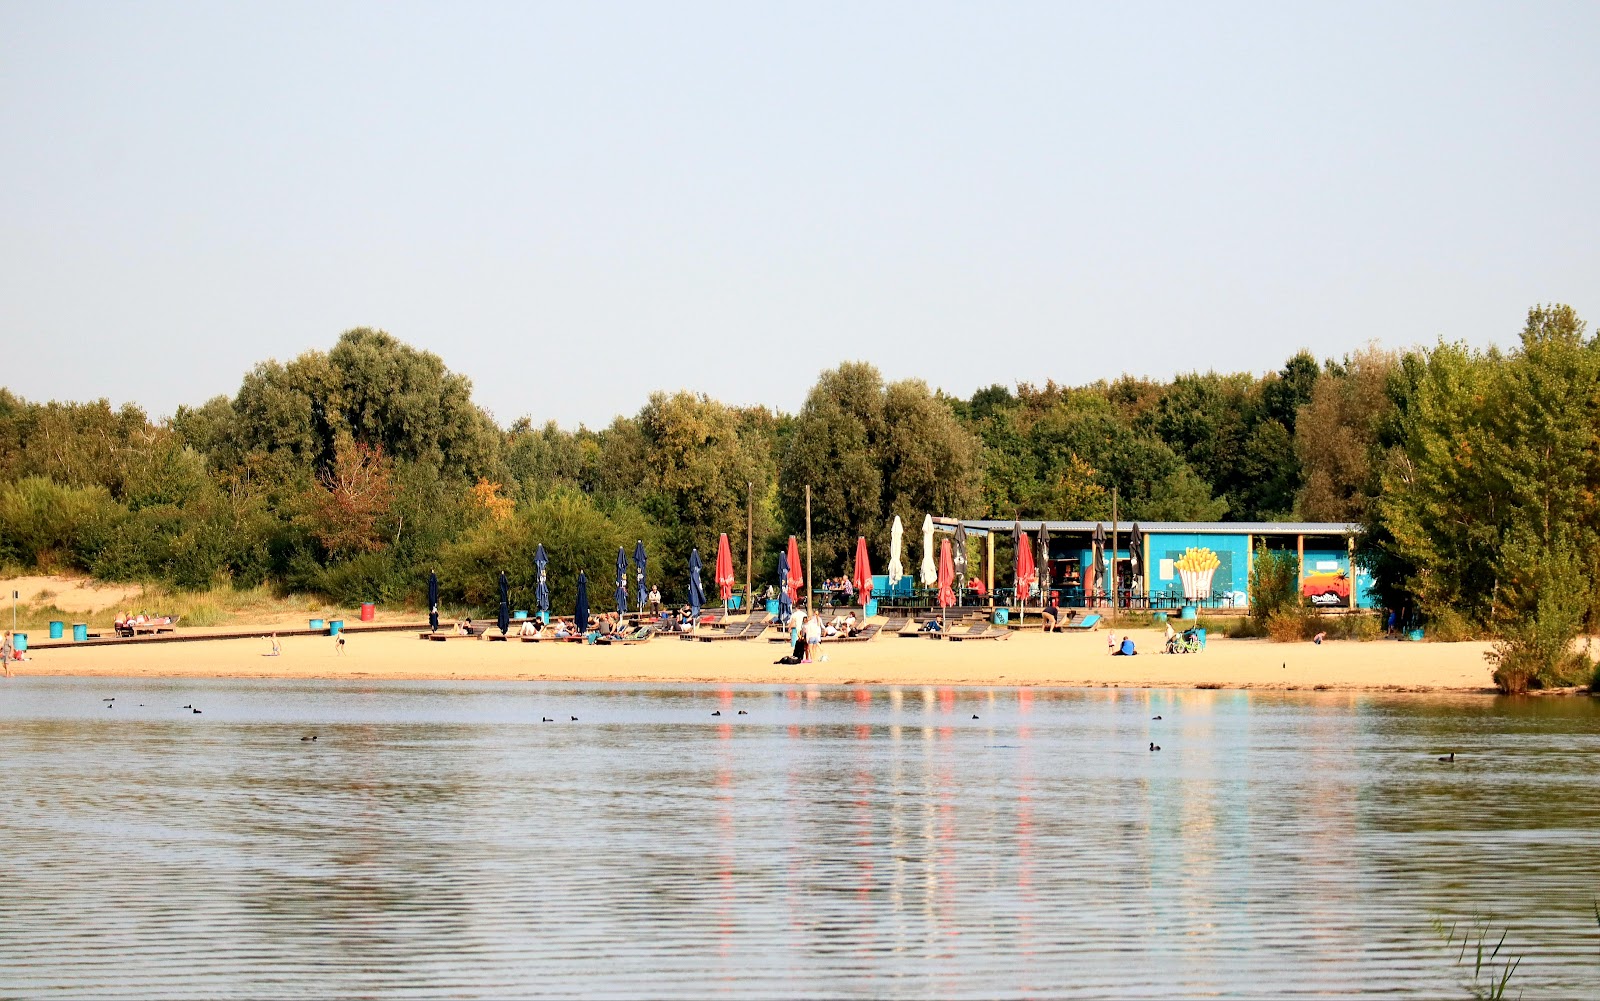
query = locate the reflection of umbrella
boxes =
[575,571,590,632]
[1038,523,1052,601]
[852,536,873,607]
[634,540,648,609]
[785,536,802,605]
[937,538,955,610]
[715,533,735,605]
[535,544,550,614]
[920,514,937,586]
[1092,523,1107,599]
[952,523,968,593]
[888,516,905,590]
[615,546,629,614]
[427,571,439,633]
[497,570,510,635]
[777,550,793,625]
[688,549,705,620]
[1127,523,1143,598]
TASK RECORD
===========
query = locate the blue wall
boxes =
[1147,532,1252,604]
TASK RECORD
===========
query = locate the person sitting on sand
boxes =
[1113,634,1137,656]
[919,618,942,633]
[1313,631,1326,645]
[552,618,571,638]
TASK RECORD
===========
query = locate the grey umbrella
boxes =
[615,546,629,614]
[688,548,705,620]
[1092,523,1107,602]
[1037,523,1051,603]
[427,571,439,633]
[497,571,510,635]
[535,544,550,614]
[952,523,968,600]
[1128,522,1144,601]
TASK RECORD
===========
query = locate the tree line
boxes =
[1,307,1595,689]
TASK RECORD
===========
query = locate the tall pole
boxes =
[805,486,813,618]
[745,481,753,616]
[1111,488,1119,627]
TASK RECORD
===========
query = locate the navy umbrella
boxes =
[952,524,968,597]
[777,550,792,625]
[575,571,590,633]
[535,544,549,614]
[688,548,705,620]
[633,540,648,609]
[497,571,510,635]
[427,571,439,633]
[615,546,629,614]
[1038,523,1052,602]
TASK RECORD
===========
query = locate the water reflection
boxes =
[1,678,1597,998]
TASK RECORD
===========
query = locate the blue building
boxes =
[938,519,1375,610]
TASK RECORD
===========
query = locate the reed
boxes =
[1431,915,1522,1001]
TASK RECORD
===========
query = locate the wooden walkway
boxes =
[27,620,431,651]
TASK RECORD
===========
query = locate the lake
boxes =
[1,677,1597,998]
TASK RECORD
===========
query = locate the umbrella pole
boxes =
[745,481,753,618]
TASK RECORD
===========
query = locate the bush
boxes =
[1266,609,1313,643]
[0,477,125,569]
[1488,532,1589,693]
[1249,545,1301,630]
[1198,615,1265,638]
[1324,612,1381,641]
[1425,608,1480,643]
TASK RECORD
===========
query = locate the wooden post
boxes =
[1296,533,1305,606]
[745,481,753,617]
[986,530,995,608]
[1347,534,1357,610]
[805,485,812,617]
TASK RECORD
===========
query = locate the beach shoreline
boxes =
[10,624,1516,694]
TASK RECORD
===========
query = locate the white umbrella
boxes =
[888,516,905,588]
[920,514,937,586]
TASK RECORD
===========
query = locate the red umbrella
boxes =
[785,535,802,603]
[851,536,873,606]
[715,533,735,604]
[1016,531,1035,605]
[937,538,956,608]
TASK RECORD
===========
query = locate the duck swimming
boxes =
[1438,752,1455,762]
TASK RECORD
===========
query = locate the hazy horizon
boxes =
[4,1,1597,427]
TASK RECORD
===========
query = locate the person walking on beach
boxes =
[335,632,346,656]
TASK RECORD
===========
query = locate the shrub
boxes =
[1425,608,1480,643]
[1488,532,1589,693]
[0,477,124,569]
[1249,545,1300,630]
[1266,609,1313,643]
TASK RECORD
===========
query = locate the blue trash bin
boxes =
[1152,612,1168,624]
[728,595,742,610]
[329,620,344,636]
[993,608,1010,625]
[864,599,879,618]
[1180,605,1197,619]
[514,610,528,620]
[48,621,64,639]
[1195,627,1207,648]
[309,618,325,631]
[72,623,88,642]
[12,633,27,652]
[766,599,779,615]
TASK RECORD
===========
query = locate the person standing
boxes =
[648,585,662,616]
[803,610,822,664]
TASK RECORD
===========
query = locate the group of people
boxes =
[773,609,862,665]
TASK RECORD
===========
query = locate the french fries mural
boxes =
[1175,547,1219,600]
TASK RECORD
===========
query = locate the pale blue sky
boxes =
[2,2,1597,427]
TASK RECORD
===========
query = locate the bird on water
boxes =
[1152,715,1162,720]
[300,735,317,742]
[711,710,721,716]
[192,708,202,714]
[971,714,980,720]
[737,710,747,715]
[1149,742,1161,751]
[541,717,553,722]
[1438,752,1455,762]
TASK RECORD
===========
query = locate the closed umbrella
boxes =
[852,536,873,609]
[427,571,439,633]
[715,533,735,608]
[688,549,705,621]
[1015,526,1035,607]
[633,540,648,609]
[952,523,968,599]
[888,516,905,592]
[1127,523,1144,603]
[937,538,955,618]
[1092,523,1107,604]
[777,550,793,625]
[785,536,802,605]
[1038,523,1052,604]
[535,544,550,615]
[920,514,937,587]
[615,547,629,614]
[497,570,510,635]
[575,571,590,633]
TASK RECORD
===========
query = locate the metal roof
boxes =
[938,518,1358,536]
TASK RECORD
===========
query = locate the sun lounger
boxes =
[832,624,883,643]
[598,626,654,645]
[948,622,1011,641]
[1062,614,1101,631]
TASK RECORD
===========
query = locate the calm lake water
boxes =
[1,677,1597,999]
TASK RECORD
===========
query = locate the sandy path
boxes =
[15,625,1499,692]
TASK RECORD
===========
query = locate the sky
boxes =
[2,2,1597,428]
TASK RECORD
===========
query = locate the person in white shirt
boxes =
[803,611,823,662]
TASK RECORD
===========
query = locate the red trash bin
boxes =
[360,602,375,621]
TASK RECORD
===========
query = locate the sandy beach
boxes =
[12,622,1502,692]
